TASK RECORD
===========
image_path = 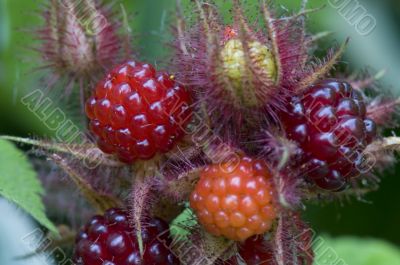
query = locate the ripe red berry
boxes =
[190,157,277,241]
[85,60,192,163]
[281,79,377,191]
[223,236,274,265]
[73,208,180,265]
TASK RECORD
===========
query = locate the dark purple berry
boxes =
[73,208,180,265]
[281,79,378,191]
[222,236,274,265]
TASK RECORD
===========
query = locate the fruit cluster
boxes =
[26,1,398,265]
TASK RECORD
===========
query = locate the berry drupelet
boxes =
[85,60,192,163]
[73,208,179,265]
[281,79,377,191]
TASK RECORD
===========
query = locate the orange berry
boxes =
[190,156,277,241]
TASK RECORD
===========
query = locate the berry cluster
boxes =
[190,157,277,241]
[20,1,399,265]
[281,79,377,191]
[85,60,192,163]
[74,208,179,265]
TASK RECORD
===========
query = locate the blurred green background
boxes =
[1,0,400,263]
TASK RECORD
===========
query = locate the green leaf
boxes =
[314,236,400,265]
[170,207,197,239]
[0,139,58,234]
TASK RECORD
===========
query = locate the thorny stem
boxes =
[300,0,309,11]
[132,155,163,182]
[297,38,349,93]
[130,156,162,257]
[0,135,124,167]
[176,0,189,55]
[195,0,219,56]
[120,3,133,58]
[273,5,326,22]
[277,144,291,171]
[307,31,334,44]
[232,0,253,35]
[261,0,281,85]
[297,0,308,68]
[367,136,400,153]
[131,174,147,258]
[275,213,285,265]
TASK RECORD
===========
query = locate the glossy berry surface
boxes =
[86,60,192,163]
[190,157,277,241]
[223,236,274,265]
[73,208,179,265]
[281,79,377,191]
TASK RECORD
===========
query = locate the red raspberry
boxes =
[223,236,274,265]
[73,208,180,265]
[190,157,277,241]
[281,79,377,191]
[85,60,192,163]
